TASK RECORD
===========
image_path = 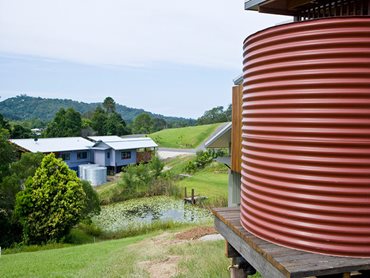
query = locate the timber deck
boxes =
[213,207,370,278]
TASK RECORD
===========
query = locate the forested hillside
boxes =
[0,95,195,125]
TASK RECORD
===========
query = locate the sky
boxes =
[0,0,289,118]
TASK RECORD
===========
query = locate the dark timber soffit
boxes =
[245,0,370,17]
[244,0,302,16]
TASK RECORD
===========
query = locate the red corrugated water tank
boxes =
[240,17,370,258]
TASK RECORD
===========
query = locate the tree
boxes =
[118,155,169,199]
[131,113,153,134]
[0,152,44,247]
[11,124,32,139]
[149,156,164,178]
[0,113,11,132]
[225,104,232,121]
[105,112,129,135]
[0,129,16,182]
[91,106,108,135]
[80,118,95,137]
[103,97,116,113]
[151,118,167,133]
[197,106,229,125]
[0,112,33,139]
[91,104,129,136]
[44,108,82,137]
[184,150,224,173]
[15,154,86,244]
[9,152,45,184]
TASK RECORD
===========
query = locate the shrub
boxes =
[185,149,225,173]
[0,152,44,248]
[81,180,101,219]
[3,242,71,255]
[63,228,94,244]
[118,155,166,200]
[78,222,102,237]
[149,155,164,178]
[15,154,86,244]
[147,177,181,197]
[99,186,125,205]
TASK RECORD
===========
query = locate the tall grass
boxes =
[2,242,72,255]
[170,240,262,278]
[98,156,183,205]
[100,221,192,240]
[98,177,182,205]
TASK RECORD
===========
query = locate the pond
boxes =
[93,196,213,232]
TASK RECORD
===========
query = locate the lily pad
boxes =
[93,196,212,232]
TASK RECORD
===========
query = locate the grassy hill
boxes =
[149,123,222,149]
[0,95,195,125]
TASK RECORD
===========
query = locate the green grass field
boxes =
[0,233,150,278]
[163,154,195,174]
[149,123,222,149]
[0,226,263,278]
[177,162,228,205]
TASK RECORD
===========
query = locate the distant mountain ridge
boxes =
[0,95,195,125]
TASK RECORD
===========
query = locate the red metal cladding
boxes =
[240,17,370,258]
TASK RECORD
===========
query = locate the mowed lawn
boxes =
[0,233,150,278]
[0,227,258,278]
[149,123,222,149]
[177,164,228,203]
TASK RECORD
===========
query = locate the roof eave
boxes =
[245,0,266,10]
[205,122,232,148]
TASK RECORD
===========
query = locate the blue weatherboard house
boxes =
[88,136,158,173]
[10,135,158,174]
[10,137,94,171]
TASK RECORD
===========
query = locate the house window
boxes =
[61,153,70,161]
[77,151,88,160]
[121,151,131,160]
[107,152,110,159]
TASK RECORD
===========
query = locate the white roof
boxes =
[94,137,158,150]
[88,136,123,142]
[10,137,94,153]
[205,122,232,148]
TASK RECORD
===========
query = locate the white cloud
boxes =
[0,0,289,69]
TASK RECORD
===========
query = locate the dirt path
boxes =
[132,227,219,278]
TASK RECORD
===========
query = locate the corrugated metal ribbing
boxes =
[240,17,370,258]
